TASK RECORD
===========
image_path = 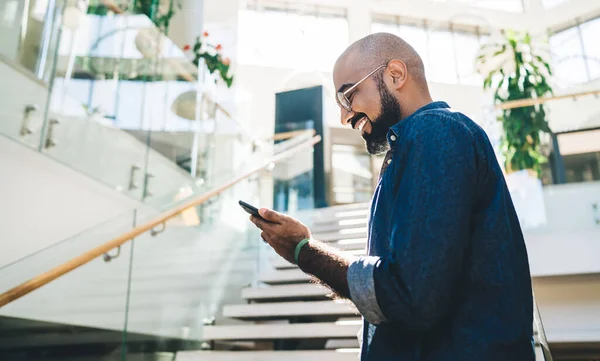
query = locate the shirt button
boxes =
[390,135,397,141]
[386,159,392,165]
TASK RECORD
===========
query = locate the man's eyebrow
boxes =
[337,83,354,93]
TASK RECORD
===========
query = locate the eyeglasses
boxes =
[336,64,387,113]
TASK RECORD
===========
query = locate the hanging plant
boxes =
[184,32,234,88]
[476,30,554,177]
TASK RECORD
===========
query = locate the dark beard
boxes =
[363,78,402,155]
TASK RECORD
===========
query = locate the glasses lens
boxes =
[337,92,351,112]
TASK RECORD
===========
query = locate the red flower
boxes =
[223,57,231,66]
[203,31,209,37]
[216,44,223,51]
[183,44,191,51]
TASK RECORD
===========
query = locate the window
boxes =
[453,30,484,85]
[238,5,349,72]
[549,27,589,85]
[580,18,600,80]
[372,17,486,85]
[550,17,600,86]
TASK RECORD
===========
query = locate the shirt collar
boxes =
[387,101,450,145]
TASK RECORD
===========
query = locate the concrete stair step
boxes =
[325,338,360,349]
[329,240,367,251]
[301,212,370,228]
[241,284,331,302]
[313,229,367,242]
[223,300,357,320]
[271,249,365,270]
[176,350,359,361]
[310,218,368,234]
[306,203,370,222]
[203,322,361,341]
[258,269,310,284]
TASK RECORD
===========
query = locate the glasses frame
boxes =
[336,64,387,112]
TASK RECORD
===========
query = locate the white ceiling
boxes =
[206,0,600,35]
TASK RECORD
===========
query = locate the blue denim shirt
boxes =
[347,102,535,361]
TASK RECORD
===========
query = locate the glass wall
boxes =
[372,16,488,85]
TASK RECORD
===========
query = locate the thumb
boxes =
[259,208,281,223]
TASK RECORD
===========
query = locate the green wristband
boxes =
[294,238,311,265]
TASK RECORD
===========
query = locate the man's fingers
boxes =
[250,215,264,229]
[259,208,284,223]
[250,215,274,230]
[260,231,270,243]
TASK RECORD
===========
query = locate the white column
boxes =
[168,0,205,47]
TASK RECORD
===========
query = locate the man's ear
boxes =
[386,59,408,91]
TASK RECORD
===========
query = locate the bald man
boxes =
[251,33,535,361]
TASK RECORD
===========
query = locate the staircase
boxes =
[178,203,370,360]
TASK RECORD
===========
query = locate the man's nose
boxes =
[340,108,354,127]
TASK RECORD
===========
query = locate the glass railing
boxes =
[0,0,61,80]
[0,0,63,150]
[0,0,249,205]
[0,132,317,359]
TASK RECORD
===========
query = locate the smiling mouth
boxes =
[354,117,368,134]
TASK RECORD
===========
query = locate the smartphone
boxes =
[239,200,268,221]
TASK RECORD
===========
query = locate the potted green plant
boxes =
[476,30,553,177]
[476,30,553,229]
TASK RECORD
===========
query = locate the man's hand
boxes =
[249,208,311,264]
[250,208,352,299]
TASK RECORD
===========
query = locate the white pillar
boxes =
[168,0,205,47]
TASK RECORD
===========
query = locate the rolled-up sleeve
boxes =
[347,115,478,330]
[347,256,387,325]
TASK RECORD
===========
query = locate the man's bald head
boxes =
[334,32,427,87]
[333,33,433,155]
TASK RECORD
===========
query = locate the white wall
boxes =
[0,136,141,268]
